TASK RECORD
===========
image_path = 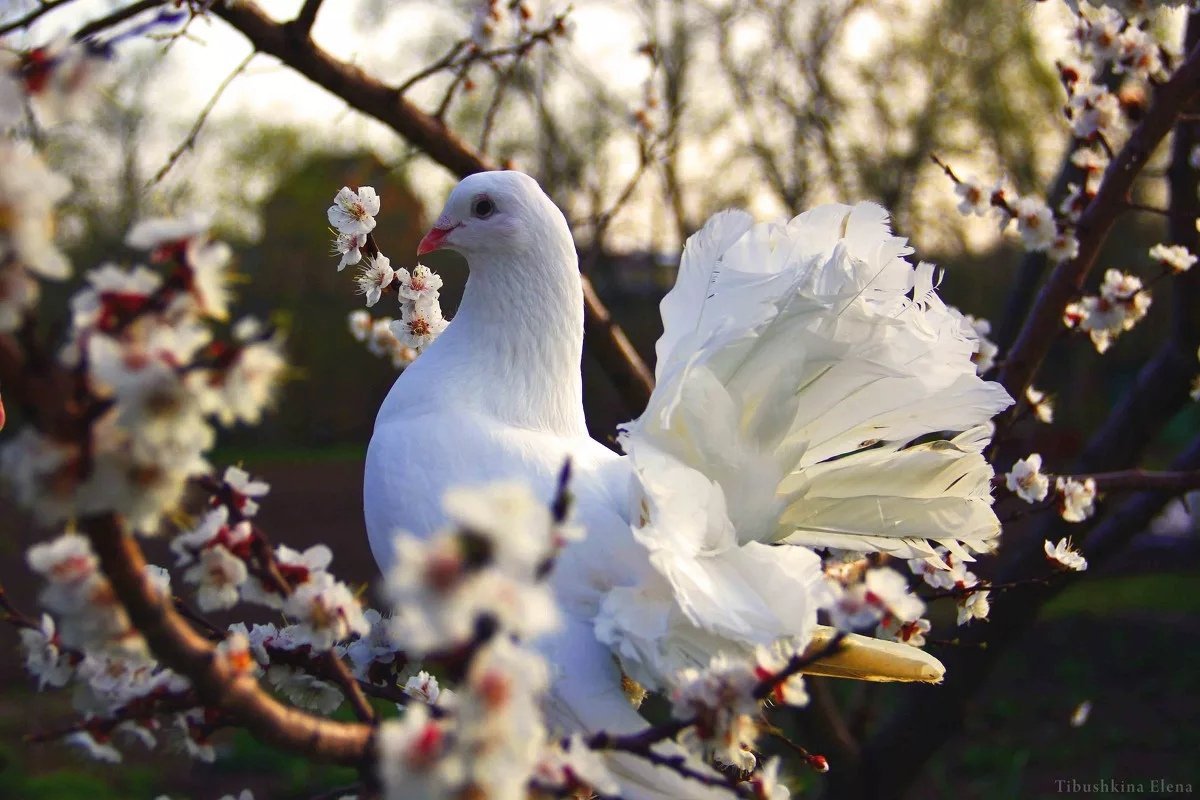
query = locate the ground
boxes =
[0,457,1196,800]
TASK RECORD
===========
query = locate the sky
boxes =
[8,0,1180,254]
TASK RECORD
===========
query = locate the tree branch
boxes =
[994,468,1200,494]
[208,0,654,414]
[835,25,1200,795]
[150,51,255,186]
[291,0,324,37]
[995,38,1200,415]
[71,0,165,42]
[82,512,373,767]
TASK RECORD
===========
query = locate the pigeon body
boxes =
[365,171,1011,798]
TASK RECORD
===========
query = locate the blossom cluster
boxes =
[384,481,568,656]
[1064,268,1151,353]
[19,530,220,763]
[953,169,1081,264]
[1,215,286,534]
[1004,454,1099,522]
[827,566,929,632]
[327,187,449,368]
[173,467,369,650]
[375,480,624,800]
[669,647,805,778]
[907,549,991,626]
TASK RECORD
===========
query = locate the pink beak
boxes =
[417,221,460,256]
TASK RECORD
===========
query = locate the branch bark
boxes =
[994,38,1200,413]
[829,22,1200,795]
[83,513,373,766]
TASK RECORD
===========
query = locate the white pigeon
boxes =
[364,171,1012,798]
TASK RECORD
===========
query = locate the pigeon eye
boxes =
[472,197,495,219]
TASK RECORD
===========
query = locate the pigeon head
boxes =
[417,170,571,263]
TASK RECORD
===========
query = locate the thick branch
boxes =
[995,39,1200,410]
[292,0,324,36]
[208,1,654,413]
[82,513,373,766]
[836,27,1200,795]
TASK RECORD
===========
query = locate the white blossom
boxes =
[1044,537,1089,572]
[1025,386,1054,423]
[125,214,212,250]
[1056,476,1098,522]
[396,264,444,307]
[956,589,990,625]
[908,548,979,592]
[1070,146,1109,192]
[183,545,248,611]
[377,703,458,800]
[533,734,620,797]
[356,255,395,307]
[170,506,233,566]
[1148,243,1196,274]
[403,670,442,705]
[1065,269,1151,353]
[215,631,258,674]
[387,532,559,655]
[0,139,73,279]
[266,665,345,713]
[344,608,398,679]
[327,186,380,236]
[1113,25,1163,80]
[963,315,998,375]
[1013,197,1058,252]
[953,177,991,217]
[333,231,367,271]
[828,567,925,632]
[392,302,448,350]
[748,756,791,800]
[283,572,370,651]
[14,40,110,126]
[453,638,551,795]
[442,481,556,573]
[754,640,809,706]
[348,309,373,341]
[197,325,287,426]
[1006,453,1051,503]
[221,465,270,518]
[64,731,123,763]
[671,653,760,770]
[877,617,931,648]
[19,613,75,689]
[1049,231,1081,264]
[1069,81,1122,139]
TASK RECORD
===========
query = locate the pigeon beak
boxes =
[417,219,461,256]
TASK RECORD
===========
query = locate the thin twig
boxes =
[72,0,165,42]
[993,468,1200,494]
[150,51,255,186]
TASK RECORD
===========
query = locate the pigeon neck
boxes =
[441,245,587,435]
